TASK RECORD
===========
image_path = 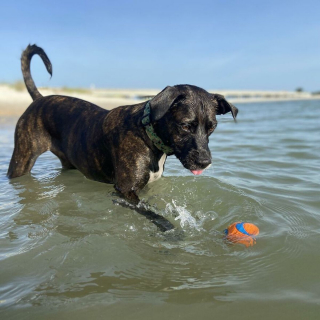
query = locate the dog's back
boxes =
[8,45,111,179]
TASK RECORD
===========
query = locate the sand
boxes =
[1,85,319,120]
[0,85,140,117]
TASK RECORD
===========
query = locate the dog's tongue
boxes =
[191,170,204,175]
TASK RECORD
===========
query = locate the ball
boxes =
[224,222,259,247]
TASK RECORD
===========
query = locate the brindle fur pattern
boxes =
[8,44,238,231]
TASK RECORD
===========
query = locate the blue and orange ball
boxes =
[224,222,259,247]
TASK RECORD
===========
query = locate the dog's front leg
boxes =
[114,184,175,232]
[114,187,141,206]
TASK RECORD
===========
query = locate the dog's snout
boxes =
[191,148,212,169]
[197,157,212,168]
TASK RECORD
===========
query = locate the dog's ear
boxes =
[212,94,238,121]
[149,86,181,122]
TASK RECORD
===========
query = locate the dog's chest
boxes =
[148,154,167,184]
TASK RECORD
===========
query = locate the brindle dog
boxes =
[8,44,238,232]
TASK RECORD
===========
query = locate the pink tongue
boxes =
[191,170,204,175]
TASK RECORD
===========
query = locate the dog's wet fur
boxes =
[8,44,238,232]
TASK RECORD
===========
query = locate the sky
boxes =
[1,0,320,91]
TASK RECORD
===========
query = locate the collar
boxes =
[141,101,174,154]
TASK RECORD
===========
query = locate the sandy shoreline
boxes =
[1,85,319,120]
[0,86,138,118]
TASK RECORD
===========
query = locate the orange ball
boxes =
[224,222,259,247]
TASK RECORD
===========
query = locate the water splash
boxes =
[165,200,204,231]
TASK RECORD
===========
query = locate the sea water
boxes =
[0,100,319,319]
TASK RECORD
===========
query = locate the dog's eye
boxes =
[180,123,191,131]
[207,123,217,134]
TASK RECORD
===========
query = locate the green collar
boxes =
[141,101,173,154]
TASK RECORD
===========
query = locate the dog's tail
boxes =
[21,44,52,101]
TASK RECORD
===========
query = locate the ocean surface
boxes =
[0,100,319,319]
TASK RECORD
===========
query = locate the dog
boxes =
[8,44,238,231]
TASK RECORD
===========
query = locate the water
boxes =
[0,100,320,319]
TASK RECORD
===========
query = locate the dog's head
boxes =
[149,85,238,175]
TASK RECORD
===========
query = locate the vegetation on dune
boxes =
[60,86,91,94]
[0,81,92,94]
[0,80,26,91]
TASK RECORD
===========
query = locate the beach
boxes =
[1,84,320,118]
[0,85,138,118]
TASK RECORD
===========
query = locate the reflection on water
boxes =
[0,100,320,319]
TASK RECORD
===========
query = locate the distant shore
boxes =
[1,84,319,118]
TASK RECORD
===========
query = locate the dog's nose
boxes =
[197,158,212,168]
